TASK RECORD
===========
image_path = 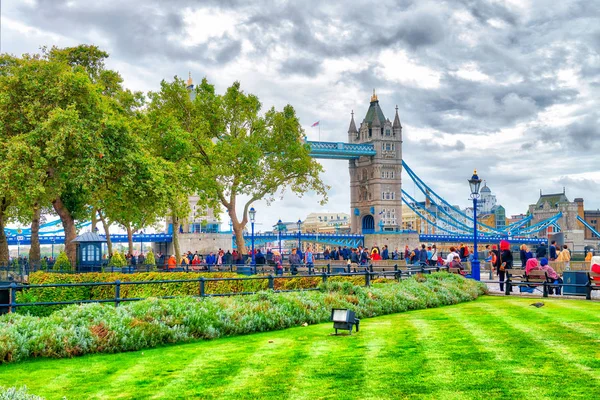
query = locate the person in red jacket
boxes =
[590,256,600,281]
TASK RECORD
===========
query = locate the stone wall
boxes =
[153,233,232,256]
[364,233,420,252]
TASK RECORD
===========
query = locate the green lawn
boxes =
[1,296,599,399]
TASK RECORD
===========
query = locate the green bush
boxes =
[0,386,44,400]
[1,273,487,363]
[40,258,48,271]
[52,251,71,272]
[107,252,127,268]
[145,251,156,267]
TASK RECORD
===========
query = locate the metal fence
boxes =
[0,265,450,314]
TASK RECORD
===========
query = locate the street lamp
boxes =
[468,169,482,281]
[277,219,284,256]
[139,229,144,254]
[249,207,256,267]
[51,237,56,259]
[297,219,302,252]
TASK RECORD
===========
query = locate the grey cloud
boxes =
[279,58,322,77]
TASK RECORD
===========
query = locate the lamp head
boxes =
[468,169,482,198]
[249,207,256,222]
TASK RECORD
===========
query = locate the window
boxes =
[391,192,395,200]
[381,171,385,178]
[382,192,385,200]
[386,129,391,136]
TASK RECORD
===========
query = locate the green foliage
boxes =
[2,274,486,363]
[0,386,44,400]
[107,252,127,268]
[145,251,156,266]
[52,252,71,272]
[40,258,48,271]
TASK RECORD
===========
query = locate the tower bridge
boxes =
[7,91,569,251]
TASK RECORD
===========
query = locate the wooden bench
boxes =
[505,269,552,296]
[448,267,463,275]
[586,272,600,300]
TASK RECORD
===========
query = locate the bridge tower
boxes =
[348,90,403,233]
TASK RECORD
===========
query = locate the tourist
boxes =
[289,248,301,275]
[459,243,469,262]
[549,240,558,261]
[323,247,330,260]
[536,243,547,258]
[590,256,600,281]
[445,246,460,265]
[167,254,177,269]
[498,240,513,292]
[585,251,593,262]
[418,244,428,266]
[450,255,466,275]
[540,258,562,295]
[138,252,145,266]
[371,247,382,261]
[304,246,314,268]
[350,248,360,265]
[224,250,232,265]
[360,247,369,265]
[525,257,541,275]
[404,245,410,260]
[519,244,533,268]
[557,244,571,270]
[272,250,283,275]
[428,245,437,266]
[382,245,389,260]
[255,249,266,265]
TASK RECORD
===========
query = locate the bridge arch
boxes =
[362,215,375,233]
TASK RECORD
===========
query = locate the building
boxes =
[528,189,585,249]
[478,182,497,213]
[583,209,600,239]
[271,221,303,234]
[301,212,350,233]
[348,90,403,233]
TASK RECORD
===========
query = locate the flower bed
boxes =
[16,271,366,316]
[1,273,487,363]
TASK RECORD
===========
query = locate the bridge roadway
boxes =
[4,232,546,247]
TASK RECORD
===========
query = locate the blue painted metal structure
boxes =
[577,215,600,239]
[237,232,365,248]
[419,234,547,245]
[307,141,376,159]
[5,233,172,246]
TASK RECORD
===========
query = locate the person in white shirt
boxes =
[445,246,460,265]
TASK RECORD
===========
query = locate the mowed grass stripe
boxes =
[440,302,554,399]
[407,306,515,399]
[470,300,600,395]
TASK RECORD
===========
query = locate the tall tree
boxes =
[147,78,328,251]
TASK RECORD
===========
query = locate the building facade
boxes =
[583,210,600,239]
[301,212,350,233]
[348,91,403,233]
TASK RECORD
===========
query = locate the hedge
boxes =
[1,273,487,363]
[0,386,44,400]
[16,271,366,316]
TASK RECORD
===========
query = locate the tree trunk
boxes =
[91,207,98,232]
[98,210,113,256]
[0,200,9,265]
[52,196,77,267]
[126,224,133,255]
[172,214,181,264]
[29,203,42,265]
[232,220,246,253]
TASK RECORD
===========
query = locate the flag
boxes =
[311,121,320,127]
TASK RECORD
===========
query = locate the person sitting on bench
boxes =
[540,257,562,295]
[449,256,466,275]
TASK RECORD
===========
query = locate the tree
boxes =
[147,78,328,252]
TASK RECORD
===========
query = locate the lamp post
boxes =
[297,219,302,251]
[277,219,283,256]
[139,229,144,254]
[249,207,256,267]
[468,169,482,281]
[51,237,55,260]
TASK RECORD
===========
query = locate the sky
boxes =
[2,0,600,232]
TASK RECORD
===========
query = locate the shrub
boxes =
[40,258,48,271]
[1,273,487,363]
[107,252,127,268]
[0,386,44,400]
[145,251,156,268]
[52,251,71,272]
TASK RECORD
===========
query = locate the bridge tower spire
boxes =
[349,92,403,234]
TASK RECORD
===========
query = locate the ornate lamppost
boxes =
[468,170,482,281]
[277,219,284,256]
[297,219,302,251]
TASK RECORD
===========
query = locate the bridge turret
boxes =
[348,110,358,142]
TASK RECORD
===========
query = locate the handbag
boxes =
[499,251,505,271]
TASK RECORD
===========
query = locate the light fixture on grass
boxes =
[331,308,360,335]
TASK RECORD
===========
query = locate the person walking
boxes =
[429,245,438,266]
[498,240,513,292]
[304,246,314,269]
[557,244,571,270]
[288,248,301,275]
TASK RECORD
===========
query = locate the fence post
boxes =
[365,269,370,287]
[327,264,331,274]
[115,280,121,307]
[542,281,548,298]
[321,272,327,284]
[268,274,274,290]
[9,282,17,313]
[504,275,511,296]
[199,277,205,297]
[346,264,351,273]
[586,280,592,300]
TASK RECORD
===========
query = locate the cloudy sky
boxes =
[2,0,600,231]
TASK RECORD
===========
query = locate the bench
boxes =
[586,272,600,300]
[448,267,463,275]
[505,269,552,297]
